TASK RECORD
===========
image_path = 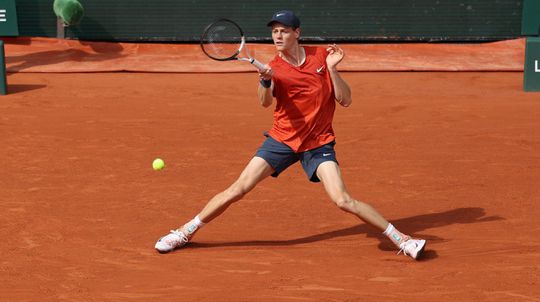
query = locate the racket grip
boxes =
[250,58,267,71]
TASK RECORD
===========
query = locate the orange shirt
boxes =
[267,46,336,152]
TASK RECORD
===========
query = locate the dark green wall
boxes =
[16,0,57,37]
[522,0,540,35]
[16,0,523,42]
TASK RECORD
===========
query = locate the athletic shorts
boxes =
[255,134,338,183]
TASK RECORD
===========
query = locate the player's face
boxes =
[271,23,300,51]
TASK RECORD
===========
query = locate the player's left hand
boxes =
[326,44,344,70]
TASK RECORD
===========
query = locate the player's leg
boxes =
[198,156,274,223]
[315,161,389,230]
[315,161,426,259]
[155,156,274,253]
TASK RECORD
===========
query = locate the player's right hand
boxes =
[259,65,273,81]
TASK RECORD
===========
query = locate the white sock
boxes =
[181,215,205,237]
[383,223,395,236]
[383,223,408,247]
[193,215,205,227]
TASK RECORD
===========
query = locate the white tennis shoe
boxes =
[155,230,189,253]
[398,238,426,260]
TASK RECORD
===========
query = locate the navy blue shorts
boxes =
[255,135,338,183]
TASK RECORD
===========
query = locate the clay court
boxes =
[1,38,540,302]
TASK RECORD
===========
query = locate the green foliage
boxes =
[53,0,84,26]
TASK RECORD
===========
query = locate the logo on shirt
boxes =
[316,65,325,73]
[323,153,332,157]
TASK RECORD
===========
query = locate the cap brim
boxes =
[267,20,296,27]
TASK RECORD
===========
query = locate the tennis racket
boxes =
[200,18,267,71]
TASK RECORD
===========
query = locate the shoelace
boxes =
[170,230,189,245]
[397,240,415,256]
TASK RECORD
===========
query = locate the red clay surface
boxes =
[1,72,539,301]
[4,37,525,72]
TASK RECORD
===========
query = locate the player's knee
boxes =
[333,196,354,212]
[226,183,249,202]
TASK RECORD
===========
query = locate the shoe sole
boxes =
[156,248,172,254]
[414,240,427,260]
[156,244,188,253]
[155,241,189,254]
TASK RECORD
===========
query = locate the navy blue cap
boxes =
[267,10,301,28]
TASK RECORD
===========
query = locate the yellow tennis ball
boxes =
[152,158,165,171]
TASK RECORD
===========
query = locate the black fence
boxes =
[16,0,524,42]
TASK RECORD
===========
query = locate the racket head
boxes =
[200,18,245,61]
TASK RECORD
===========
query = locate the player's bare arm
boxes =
[326,44,352,107]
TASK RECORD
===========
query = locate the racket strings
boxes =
[201,20,243,60]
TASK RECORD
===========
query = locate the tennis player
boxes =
[156,10,426,259]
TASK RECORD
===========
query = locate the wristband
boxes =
[260,79,272,88]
